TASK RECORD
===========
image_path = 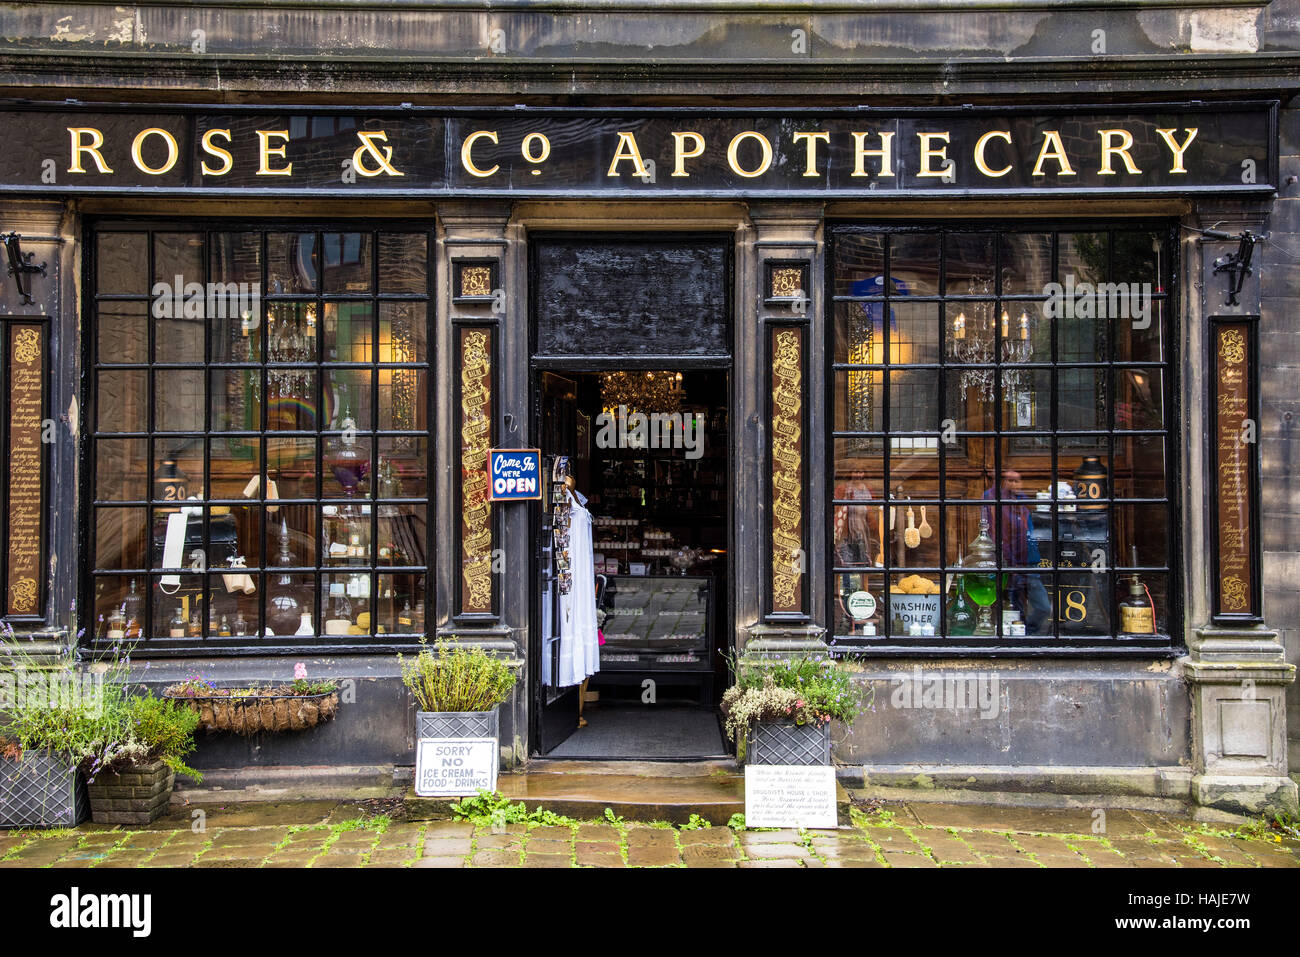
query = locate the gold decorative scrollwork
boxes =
[1221,576,1248,611]
[1219,329,1246,366]
[10,577,37,614]
[771,328,803,612]
[11,328,39,364]
[460,329,493,613]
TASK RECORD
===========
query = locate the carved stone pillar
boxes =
[742,203,826,657]
[1181,202,1296,814]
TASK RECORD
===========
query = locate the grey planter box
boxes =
[416,709,499,741]
[0,751,89,829]
[86,760,175,825]
[747,720,832,766]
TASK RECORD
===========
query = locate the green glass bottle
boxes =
[947,574,976,636]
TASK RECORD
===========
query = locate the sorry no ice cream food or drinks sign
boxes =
[415,738,499,796]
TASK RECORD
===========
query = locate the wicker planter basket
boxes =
[166,690,339,734]
[87,760,175,825]
[746,720,832,766]
[0,750,89,829]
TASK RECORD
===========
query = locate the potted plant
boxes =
[720,656,860,766]
[0,645,127,829]
[398,640,517,742]
[163,664,339,734]
[82,691,203,825]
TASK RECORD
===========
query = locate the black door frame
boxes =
[525,232,736,759]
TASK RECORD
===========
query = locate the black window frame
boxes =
[825,219,1182,657]
[81,218,435,657]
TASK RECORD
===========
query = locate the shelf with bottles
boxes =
[834,514,1163,641]
[322,503,372,566]
[98,534,429,643]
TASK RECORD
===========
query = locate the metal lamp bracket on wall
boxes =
[1206,230,1260,308]
[2,232,47,305]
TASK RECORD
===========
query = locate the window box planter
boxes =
[745,720,832,766]
[86,760,175,825]
[164,689,339,734]
[0,750,89,829]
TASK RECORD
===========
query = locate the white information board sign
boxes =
[744,765,838,829]
[415,738,499,797]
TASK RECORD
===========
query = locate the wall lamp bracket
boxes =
[2,232,47,305]
[1205,229,1260,308]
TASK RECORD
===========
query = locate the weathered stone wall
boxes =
[834,662,1190,768]
[1264,102,1300,767]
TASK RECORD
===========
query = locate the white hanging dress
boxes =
[555,489,601,687]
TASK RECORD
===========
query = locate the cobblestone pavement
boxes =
[1,801,1297,868]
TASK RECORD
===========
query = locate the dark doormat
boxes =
[548,706,727,759]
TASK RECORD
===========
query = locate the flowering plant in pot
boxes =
[720,656,860,766]
[0,652,104,828]
[0,642,199,827]
[163,663,339,734]
[80,691,203,825]
[398,640,517,741]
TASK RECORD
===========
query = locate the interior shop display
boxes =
[88,227,431,646]
[829,226,1172,645]
[540,370,728,710]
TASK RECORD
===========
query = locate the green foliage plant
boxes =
[720,655,860,743]
[1,644,202,782]
[398,640,516,712]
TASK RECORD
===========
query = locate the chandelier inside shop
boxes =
[844,275,1038,434]
[267,303,316,399]
[600,370,683,414]
[951,277,1035,403]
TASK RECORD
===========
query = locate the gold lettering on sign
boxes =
[1098,129,1141,175]
[1155,128,1199,174]
[1213,324,1255,616]
[791,132,829,178]
[7,325,44,616]
[726,131,773,178]
[850,131,896,178]
[255,130,293,176]
[460,328,493,614]
[916,132,952,178]
[1031,131,1077,177]
[606,132,649,178]
[973,130,1013,178]
[461,131,500,178]
[130,128,179,176]
[770,327,804,613]
[671,132,706,177]
[352,130,404,177]
[200,128,234,176]
[67,127,113,174]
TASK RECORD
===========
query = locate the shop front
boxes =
[0,93,1293,812]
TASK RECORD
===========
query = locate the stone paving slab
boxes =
[2,796,1296,869]
[906,803,1129,836]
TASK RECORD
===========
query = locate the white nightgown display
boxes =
[541,489,601,689]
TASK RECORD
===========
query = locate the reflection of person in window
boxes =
[835,476,879,630]
[982,470,1052,635]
